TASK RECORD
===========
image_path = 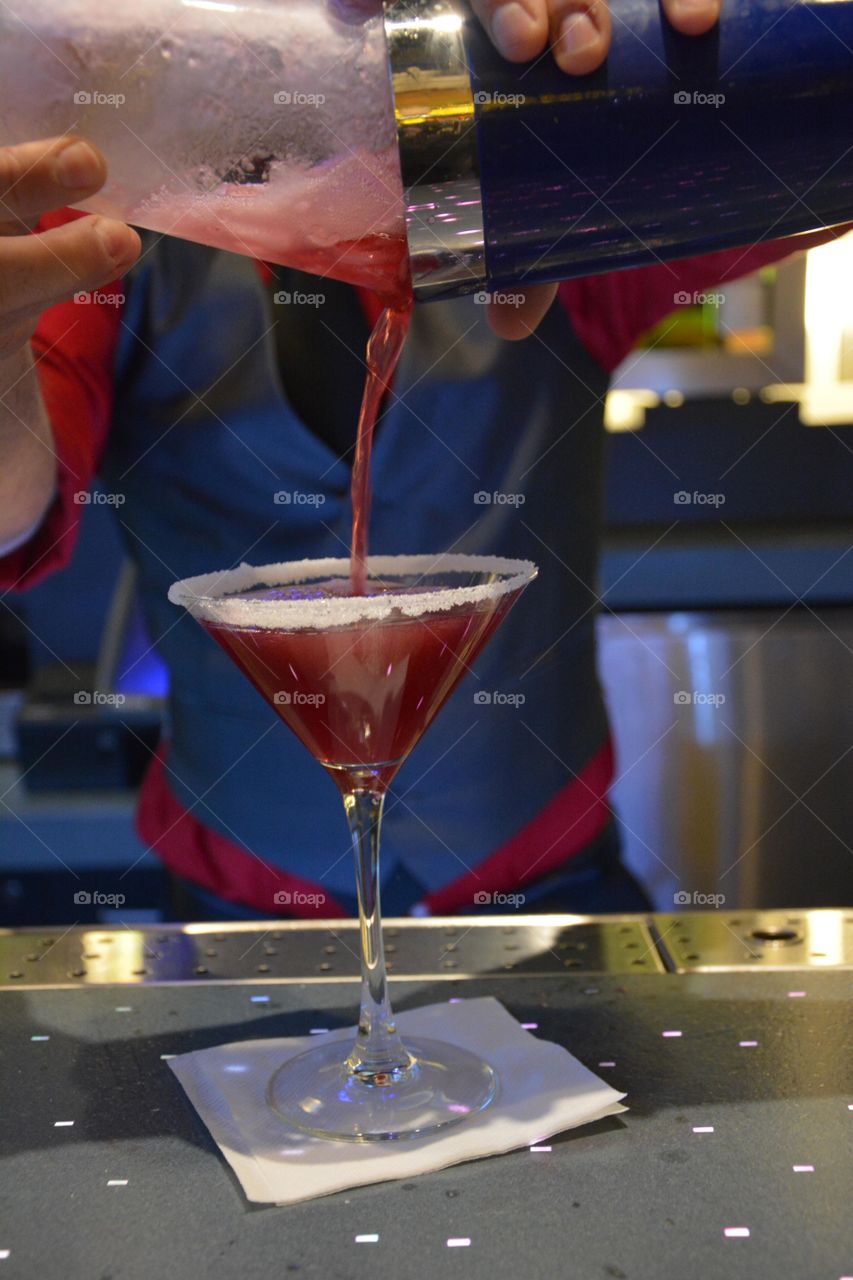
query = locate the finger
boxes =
[0,215,140,317]
[0,137,107,236]
[485,283,558,339]
[549,0,611,76]
[0,137,107,234]
[661,0,720,37]
[470,0,550,62]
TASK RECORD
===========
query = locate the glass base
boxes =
[267,1036,499,1142]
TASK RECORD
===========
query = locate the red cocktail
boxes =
[169,554,537,1141]
[202,576,513,792]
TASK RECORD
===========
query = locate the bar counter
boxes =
[1,910,851,1278]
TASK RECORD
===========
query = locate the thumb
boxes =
[0,215,140,318]
[485,283,558,339]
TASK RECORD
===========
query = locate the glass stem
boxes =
[343,786,412,1083]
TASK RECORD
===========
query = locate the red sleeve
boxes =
[0,209,125,591]
[559,227,853,374]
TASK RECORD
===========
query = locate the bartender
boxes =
[0,0,834,920]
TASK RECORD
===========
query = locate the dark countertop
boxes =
[0,913,851,1280]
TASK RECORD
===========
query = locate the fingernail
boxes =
[55,140,100,190]
[96,219,134,265]
[490,2,539,59]
[559,10,600,59]
[673,0,718,11]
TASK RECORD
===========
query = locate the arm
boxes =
[0,138,139,549]
[0,346,55,550]
[0,230,129,591]
[559,226,853,374]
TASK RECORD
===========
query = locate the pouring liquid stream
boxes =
[347,234,413,595]
[349,296,412,595]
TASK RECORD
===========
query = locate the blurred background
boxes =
[2,234,852,925]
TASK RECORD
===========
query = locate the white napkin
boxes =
[169,996,627,1205]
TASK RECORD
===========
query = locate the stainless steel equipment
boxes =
[598,610,853,911]
[3,910,852,985]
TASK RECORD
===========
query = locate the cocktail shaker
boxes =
[1,0,851,298]
[0,0,406,292]
[388,0,853,297]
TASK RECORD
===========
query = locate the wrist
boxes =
[0,342,58,545]
[0,502,54,558]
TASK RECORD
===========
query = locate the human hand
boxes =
[0,137,140,364]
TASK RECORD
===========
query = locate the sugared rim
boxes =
[168,554,538,631]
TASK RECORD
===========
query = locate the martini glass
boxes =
[168,553,537,1142]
